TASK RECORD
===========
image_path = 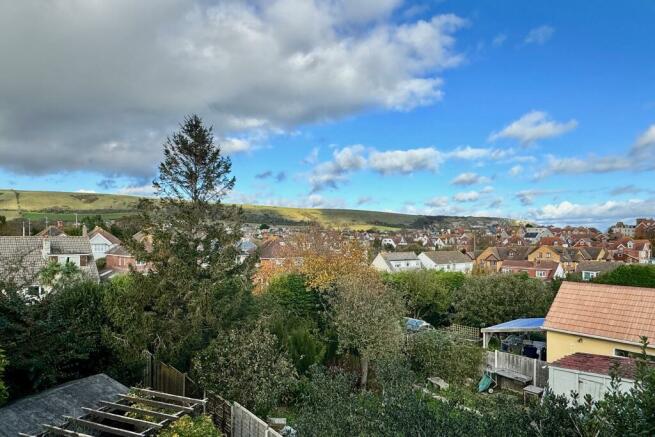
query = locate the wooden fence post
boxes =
[533,358,537,385]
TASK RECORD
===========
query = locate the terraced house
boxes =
[527,245,607,273]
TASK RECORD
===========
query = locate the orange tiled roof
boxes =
[544,281,655,346]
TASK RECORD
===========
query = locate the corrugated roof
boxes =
[0,374,127,437]
[544,282,655,346]
[482,318,545,333]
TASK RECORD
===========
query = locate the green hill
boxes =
[0,189,511,230]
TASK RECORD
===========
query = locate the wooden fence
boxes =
[206,391,233,436]
[142,351,202,398]
[486,350,549,387]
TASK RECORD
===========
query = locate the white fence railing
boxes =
[232,402,283,437]
[486,350,549,387]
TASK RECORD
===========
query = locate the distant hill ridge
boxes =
[0,189,513,230]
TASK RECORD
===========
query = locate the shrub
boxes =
[453,274,554,327]
[193,321,298,416]
[407,330,484,384]
[593,264,655,288]
[159,415,222,437]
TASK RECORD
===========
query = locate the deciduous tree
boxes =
[330,268,405,388]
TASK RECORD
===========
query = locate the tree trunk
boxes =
[360,355,369,389]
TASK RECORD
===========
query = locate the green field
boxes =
[0,189,510,230]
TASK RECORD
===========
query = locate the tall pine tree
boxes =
[107,115,254,369]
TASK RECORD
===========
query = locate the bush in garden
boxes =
[159,415,222,437]
[407,330,484,384]
[192,321,298,416]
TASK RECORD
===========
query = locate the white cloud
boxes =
[75,189,97,194]
[447,146,505,160]
[633,124,655,155]
[309,145,366,191]
[481,185,494,193]
[303,147,320,165]
[368,147,443,174]
[117,184,156,196]
[425,196,449,208]
[221,137,251,154]
[0,0,467,177]
[489,111,577,145]
[451,172,491,185]
[530,199,655,226]
[453,191,480,202]
[535,154,632,179]
[492,33,507,47]
[524,25,554,45]
[508,165,523,176]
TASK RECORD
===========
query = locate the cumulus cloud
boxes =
[221,137,252,154]
[425,196,449,208]
[530,198,655,226]
[524,25,554,45]
[453,191,480,202]
[368,147,443,175]
[0,0,467,178]
[256,170,286,182]
[309,145,366,191]
[508,165,523,176]
[489,111,577,145]
[451,172,491,185]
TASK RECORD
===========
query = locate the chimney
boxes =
[42,237,51,258]
[82,224,88,237]
[57,220,64,230]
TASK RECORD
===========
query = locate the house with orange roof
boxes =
[543,281,655,362]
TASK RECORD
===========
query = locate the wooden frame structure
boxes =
[21,387,207,437]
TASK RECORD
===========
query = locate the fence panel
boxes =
[486,351,548,387]
[153,360,186,396]
[207,391,233,436]
[233,402,268,437]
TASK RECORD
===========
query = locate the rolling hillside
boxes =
[0,189,512,230]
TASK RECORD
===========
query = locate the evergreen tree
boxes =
[107,115,255,368]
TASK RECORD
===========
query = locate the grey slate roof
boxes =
[576,261,624,273]
[0,236,99,286]
[422,250,472,265]
[0,374,127,437]
[381,251,419,261]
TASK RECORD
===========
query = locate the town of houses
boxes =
[2,217,653,298]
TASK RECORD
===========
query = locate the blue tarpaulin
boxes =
[481,318,545,333]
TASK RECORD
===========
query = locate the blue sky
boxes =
[1,0,654,227]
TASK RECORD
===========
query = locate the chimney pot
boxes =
[82,224,88,237]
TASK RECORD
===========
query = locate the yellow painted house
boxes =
[528,246,606,273]
[544,282,655,362]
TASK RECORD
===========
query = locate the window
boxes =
[536,270,547,278]
[80,255,88,267]
[582,271,598,281]
[615,349,655,362]
[546,252,551,258]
